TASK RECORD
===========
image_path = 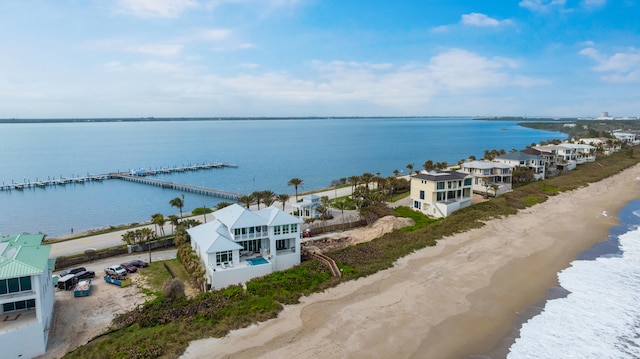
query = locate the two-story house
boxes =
[188,204,303,290]
[410,170,473,218]
[460,160,514,196]
[495,152,546,180]
[0,234,55,359]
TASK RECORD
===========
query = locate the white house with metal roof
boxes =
[410,170,473,218]
[0,234,55,359]
[188,204,303,290]
[460,160,514,196]
[495,152,546,180]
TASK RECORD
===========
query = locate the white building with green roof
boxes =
[0,233,55,359]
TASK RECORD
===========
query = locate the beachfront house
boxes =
[410,169,473,218]
[525,145,578,173]
[573,137,621,155]
[460,160,514,196]
[0,234,55,359]
[188,204,303,290]
[558,143,597,164]
[612,132,638,144]
[495,152,546,180]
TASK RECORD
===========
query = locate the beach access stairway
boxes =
[308,252,341,278]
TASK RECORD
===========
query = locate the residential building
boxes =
[573,137,621,155]
[612,132,639,144]
[410,170,473,218]
[559,143,597,164]
[188,204,303,289]
[526,145,578,171]
[0,234,55,359]
[291,194,322,218]
[495,152,546,180]
[460,160,514,196]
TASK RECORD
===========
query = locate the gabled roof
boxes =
[213,203,264,230]
[412,170,469,182]
[187,221,243,254]
[496,151,545,161]
[0,234,51,280]
[256,207,303,226]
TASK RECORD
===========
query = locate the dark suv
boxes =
[74,270,96,280]
[59,267,86,277]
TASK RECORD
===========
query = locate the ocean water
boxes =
[0,117,563,237]
[507,200,640,358]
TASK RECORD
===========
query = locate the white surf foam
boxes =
[508,227,640,358]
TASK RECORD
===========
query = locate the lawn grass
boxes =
[64,148,640,359]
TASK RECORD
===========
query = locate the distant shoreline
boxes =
[0,116,588,125]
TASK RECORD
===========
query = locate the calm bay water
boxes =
[0,117,563,237]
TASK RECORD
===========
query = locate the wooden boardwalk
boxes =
[109,173,240,200]
[0,162,240,200]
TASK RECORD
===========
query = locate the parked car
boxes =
[120,262,137,273]
[105,265,128,277]
[74,270,96,280]
[58,267,86,278]
[129,259,148,268]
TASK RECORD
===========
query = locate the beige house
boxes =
[410,170,473,218]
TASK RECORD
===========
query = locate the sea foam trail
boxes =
[508,222,640,358]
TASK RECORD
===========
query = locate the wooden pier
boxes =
[109,173,240,200]
[0,162,240,200]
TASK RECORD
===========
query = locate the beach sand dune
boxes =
[181,164,640,359]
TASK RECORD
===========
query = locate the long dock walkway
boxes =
[0,162,239,200]
[109,173,240,200]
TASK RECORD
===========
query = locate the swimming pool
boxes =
[246,257,269,266]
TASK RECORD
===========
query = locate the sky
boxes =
[1,0,639,118]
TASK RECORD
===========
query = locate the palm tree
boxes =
[170,194,185,218]
[151,213,166,236]
[277,193,291,211]
[348,176,359,194]
[393,169,399,177]
[406,163,414,174]
[251,191,263,209]
[238,195,253,209]
[360,172,375,191]
[334,200,348,223]
[288,178,304,202]
[167,215,179,234]
[423,160,434,171]
[215,201,233,210]
[261,190,276,207]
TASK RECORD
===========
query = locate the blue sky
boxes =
[1,0,638,118]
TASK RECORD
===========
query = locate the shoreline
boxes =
[181,164,640,359]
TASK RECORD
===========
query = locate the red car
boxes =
[120,262,138,273]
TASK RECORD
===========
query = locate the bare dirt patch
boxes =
[37,251,176,359]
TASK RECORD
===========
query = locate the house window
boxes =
[419,190,425,200]
[276,239,288,250]
[216,251,232,265]
[2,299,36,313]
[291,224,298,232]
[283,225,290,234]
[436,182,445,190]
[437,192,446,201]
[239,239,261,252]
[413,201,421,209]
[274,225,281,235]
[0,276,32,294]
[464,178,472,186]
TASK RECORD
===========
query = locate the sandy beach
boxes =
[181,163,640,359]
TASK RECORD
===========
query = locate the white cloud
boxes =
[199,29,232,41]
[581,0,606,10]
[131,43,183,56]
[461,13,513,27]
[580,47,640,83]
[115,0,198,18]
[519,0,566,13]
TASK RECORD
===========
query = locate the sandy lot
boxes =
[39,250,177,359]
